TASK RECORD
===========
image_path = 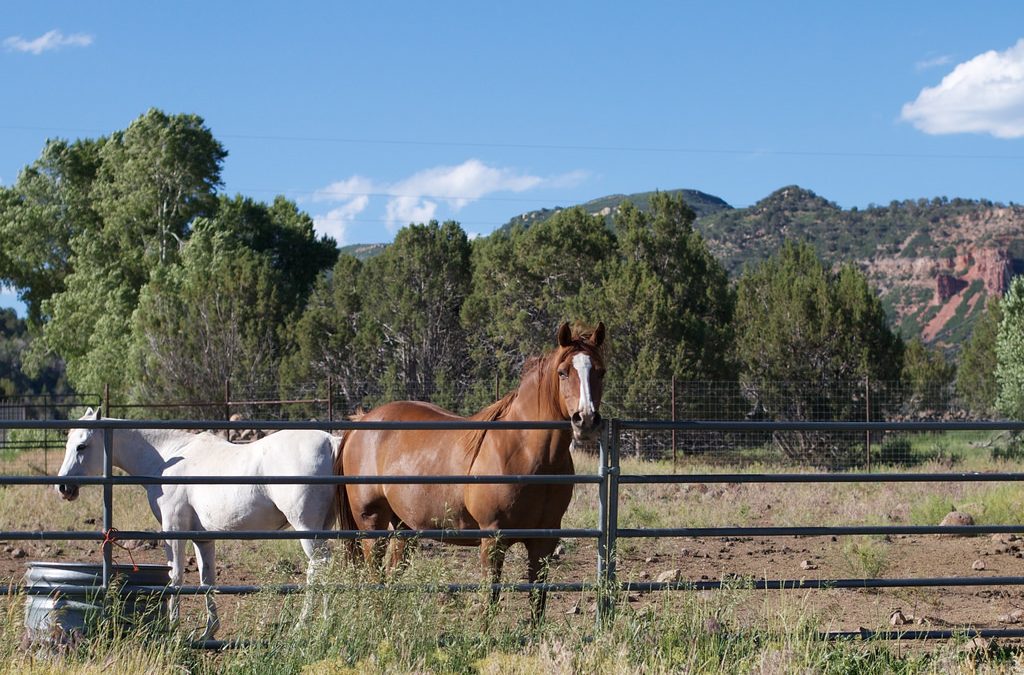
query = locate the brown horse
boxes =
[334,321,606,619]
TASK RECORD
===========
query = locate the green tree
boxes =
[734,241,903,465]
[901,338,956,414]
[280,254,368,413]
[600,194,736,414]
[0,309,68,398]
[995,276,1024,420]
[462,207,615,386]
[129,229,285,412]
[197,195,338,312]
[90,108,226,280]
[957,296,1002,416]
[0,138,103,324]
[359,221,473,405]
[26,110,227,395]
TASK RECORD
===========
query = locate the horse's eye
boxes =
[558,370,568,380]
[76,443,88,454]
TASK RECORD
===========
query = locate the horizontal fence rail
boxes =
[2,416,1024,647]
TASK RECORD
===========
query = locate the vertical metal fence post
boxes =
[671,376,677,473]
[606,418,620,589]
[327,375,334,421]
[102,425,113,590]
[597,418,620,628]
[865,377,872,472]
[596,419,609,629]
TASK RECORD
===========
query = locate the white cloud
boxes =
[312,175,375,203]
[311,159,583,238]
[4,29,94,55]
[902,38,1024,138]
[382,159,542,227]
[915,54,952,71]
[544,169,590,189]
[311,176,375,244]
[313,196,369,246]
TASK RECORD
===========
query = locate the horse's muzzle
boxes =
[571,411,603,441]
[57,483,79,501]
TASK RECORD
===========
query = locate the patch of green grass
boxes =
[839,537,890,578]
[909,494,957,526]
[622,503,664,529]
[964,484,1024,526]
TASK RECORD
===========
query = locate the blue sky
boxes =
[3,3,1024,315]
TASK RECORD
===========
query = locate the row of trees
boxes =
[2,109,1022,450]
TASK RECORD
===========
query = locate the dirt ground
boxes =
[3,528,1024,640]
[4,444,1024,641]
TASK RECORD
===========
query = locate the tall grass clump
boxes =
[0,568,1018,673]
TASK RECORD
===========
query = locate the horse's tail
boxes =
[331,431,359,560]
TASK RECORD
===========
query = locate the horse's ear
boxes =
[592,321,606,347]
[83,407,97,420]
[557,322,573,347]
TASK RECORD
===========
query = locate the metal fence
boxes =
[93,377,992,470]
[3,416,1024,647]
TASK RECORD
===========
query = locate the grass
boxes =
[3,432,1024,671]
[0,570,1009,673]
[839,537,890,578]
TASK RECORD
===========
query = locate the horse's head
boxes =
[553,321,607,442]
[57,407,103,501]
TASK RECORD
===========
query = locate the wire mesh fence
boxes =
[0,394,102,455]
[5,378,1014,471]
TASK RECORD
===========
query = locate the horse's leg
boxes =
[525,538,558,624]
[280,491,336,626]
[353,501,392,579]
[389,535,418,575]
[479,537,508,607]
[164,538,187,629]
[296,533,331,625]
[192,541,220,640]
[386,514,418,575]
[361,537,389,578]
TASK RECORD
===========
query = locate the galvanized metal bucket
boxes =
[23,561,171,644]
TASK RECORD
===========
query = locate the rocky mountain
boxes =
[500,188,731,232]
[338,242,388,261]
[502,186,1024,350]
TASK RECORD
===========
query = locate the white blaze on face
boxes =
[572,353,595,417]
[59,430,85,477]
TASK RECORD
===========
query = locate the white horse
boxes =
[56,408,340,640]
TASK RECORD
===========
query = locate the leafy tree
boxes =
[280,254,368,412]
[957,296,1002,416]
[901,338,956,414]
[358,221,473,405]
[25,110,227,395]
[734,241,903,465]
[462,207,615,385]
[0,309,68,398]
[90,108,226,280]
[196,195,337,311]
[995,276,1024,420]
[600,194,736,414]
[129,230,284,413]
[0,138,103,324]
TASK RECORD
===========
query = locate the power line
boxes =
[3,124,1024,162]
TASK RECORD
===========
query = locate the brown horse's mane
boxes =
[460,324,606,470]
